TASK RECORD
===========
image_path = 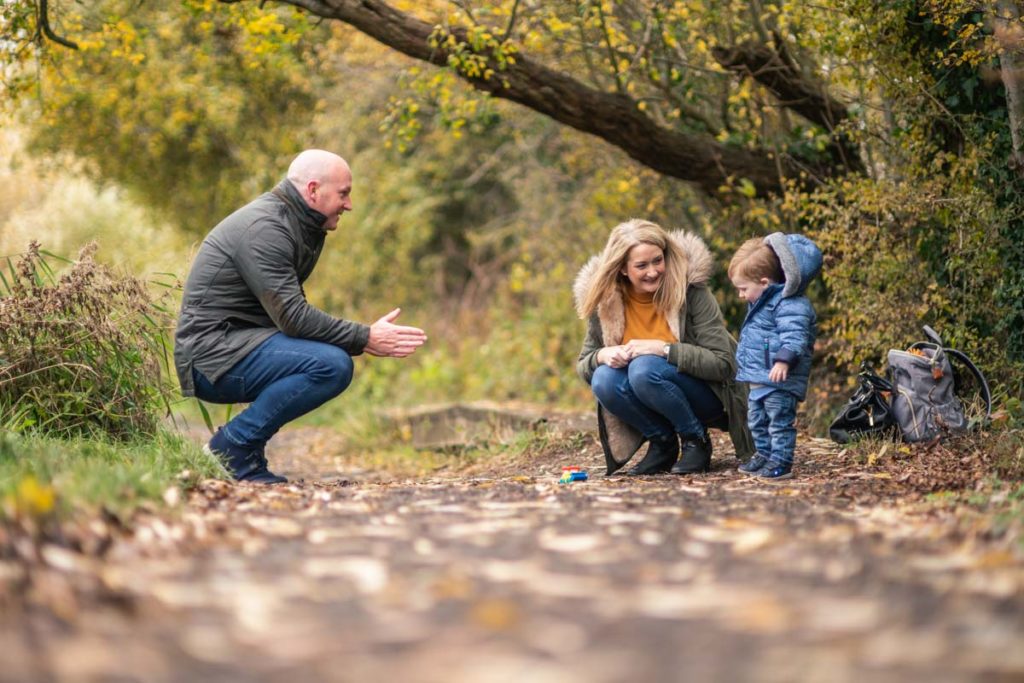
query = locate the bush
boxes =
[0,241,176,439]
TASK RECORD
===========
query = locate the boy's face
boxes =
[732,276,772,304]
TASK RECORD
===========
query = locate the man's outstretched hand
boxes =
[365,308,427,358]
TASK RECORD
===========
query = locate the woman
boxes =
[574,219,754,475]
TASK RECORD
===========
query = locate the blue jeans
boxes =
[591,355,724,440]
[192,332,354,452]
[747,390,798,466]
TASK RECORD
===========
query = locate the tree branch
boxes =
[234,0,845,197]
[712,40,863,172]
[37,0,79,49]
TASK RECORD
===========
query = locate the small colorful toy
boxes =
[559,466,588,484]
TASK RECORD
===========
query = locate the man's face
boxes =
[309,164,353,231]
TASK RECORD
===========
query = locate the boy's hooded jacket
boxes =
[574,231,755,473]
[735,232,822,400]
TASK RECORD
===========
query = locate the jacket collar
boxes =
[743,282,783,324]
[274,179,330,234]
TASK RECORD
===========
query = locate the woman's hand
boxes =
[597,345,631,368]
[624,339,668,359]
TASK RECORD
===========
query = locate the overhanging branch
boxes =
[37,0,79,50]
[228,0,817,197]
[712,41,862,172]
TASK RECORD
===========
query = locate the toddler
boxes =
[728,233,821,480]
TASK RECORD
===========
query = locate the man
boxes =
[174,149,427,483]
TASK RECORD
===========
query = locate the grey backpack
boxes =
[887,326,991,443]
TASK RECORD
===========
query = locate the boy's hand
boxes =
[769,361,789,383]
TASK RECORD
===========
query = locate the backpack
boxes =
[829,326,992,445]
[887,326,991,443]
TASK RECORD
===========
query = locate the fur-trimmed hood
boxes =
[572,230,715,345]
[764,232,822,298]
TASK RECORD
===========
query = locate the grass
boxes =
[0,429,223,521]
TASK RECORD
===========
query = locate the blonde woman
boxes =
[574,219,754,475]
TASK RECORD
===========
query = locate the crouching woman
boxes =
[574,219,754,475]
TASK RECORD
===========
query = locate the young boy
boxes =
[728,233,822,480]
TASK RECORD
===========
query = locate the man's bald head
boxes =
[287,150,349,191]
[287,149,353,231]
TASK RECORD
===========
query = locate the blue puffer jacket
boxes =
[735,233,821,400]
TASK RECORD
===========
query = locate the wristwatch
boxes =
[663,343,671,358]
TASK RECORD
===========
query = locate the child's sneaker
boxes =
[757,461,793,481]
[738,453,769,475]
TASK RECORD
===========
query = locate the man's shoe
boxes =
[671,434,712,474]
[738,453,769,475]
[246,448,289,484]
[626,435,679,475]
[756,462,793,481]
[205,430,288,484]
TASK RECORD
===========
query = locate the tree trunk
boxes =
[996,1,1024,174]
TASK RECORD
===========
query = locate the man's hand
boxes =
[769,361,789,383]
[597,345,631,368]
[365,308,427,357]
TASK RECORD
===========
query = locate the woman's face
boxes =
[621,243,665,295]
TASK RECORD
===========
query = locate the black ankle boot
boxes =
[670,434,712,474]
[626,435,679,475]
[206,430,288,484]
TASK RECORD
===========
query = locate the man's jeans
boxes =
[747,390,798,466]
[591,355,724,440]
[192,332,354,453]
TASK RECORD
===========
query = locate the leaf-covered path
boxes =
[3,422,1023,682]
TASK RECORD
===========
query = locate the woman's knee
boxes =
[591,365,622,403]
[627,357,666,398]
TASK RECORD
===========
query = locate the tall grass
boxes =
[0,430,222,520]
[0,242,177,439]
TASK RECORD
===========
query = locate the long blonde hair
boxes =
[579,219,689,319]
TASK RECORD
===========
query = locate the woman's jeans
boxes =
[747,389,798,466]
[591,355,724,440]
[192,332,354,452]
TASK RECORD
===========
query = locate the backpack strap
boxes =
[923,325,944,347]
[944,348,993,421]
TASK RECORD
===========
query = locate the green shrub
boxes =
[0,241,176,439]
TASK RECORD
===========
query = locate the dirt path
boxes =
[2,422,1023,682]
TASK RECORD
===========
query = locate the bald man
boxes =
[174,150,427,483]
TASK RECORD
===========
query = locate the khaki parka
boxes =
[574,230,755,472]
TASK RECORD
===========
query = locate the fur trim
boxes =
[573,255,601,319]
[764,232,800,297]
[573,230,716,345]
[670,230,714,287]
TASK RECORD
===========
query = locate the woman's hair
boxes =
[579,219,688,318]
[728,237,783,283]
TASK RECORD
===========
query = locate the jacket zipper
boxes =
[763,338,770,369]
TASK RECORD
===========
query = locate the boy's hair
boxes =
[728,237,784,283]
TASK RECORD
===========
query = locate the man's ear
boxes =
[760,277,771,286]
